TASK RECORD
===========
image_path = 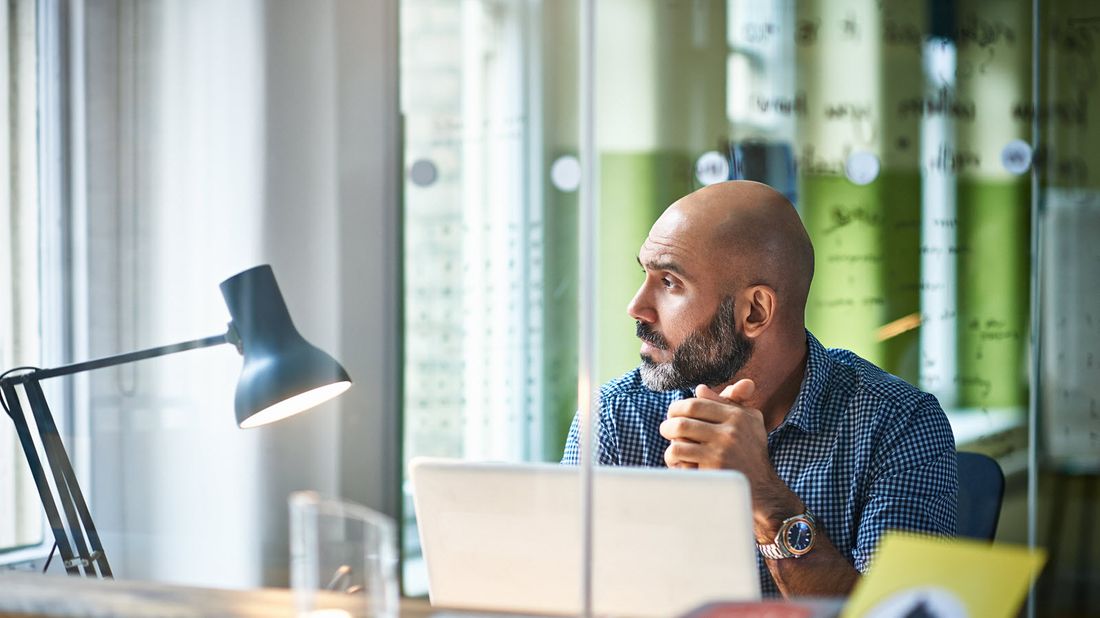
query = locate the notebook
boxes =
[410,458,761,617]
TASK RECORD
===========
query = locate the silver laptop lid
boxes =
[410,458,761,617]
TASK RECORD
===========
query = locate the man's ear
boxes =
[740,285,777,338]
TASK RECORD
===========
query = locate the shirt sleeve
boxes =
[850,393,958,573]
[560,404,619,465]
[561,413,581,464]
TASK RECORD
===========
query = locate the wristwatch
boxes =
[757,510,817,559]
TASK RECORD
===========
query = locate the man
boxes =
[562,180,957,598]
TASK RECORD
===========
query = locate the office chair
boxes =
[956,451,1005,541]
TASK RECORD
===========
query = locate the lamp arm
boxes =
[6,332,230,384]
[0,330,230,579]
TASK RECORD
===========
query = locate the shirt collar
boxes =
[779,330,833,435]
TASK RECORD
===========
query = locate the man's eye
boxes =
[662,277,675,289]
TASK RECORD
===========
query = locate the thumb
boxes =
[719,378,755,403]
[694,384,725,402]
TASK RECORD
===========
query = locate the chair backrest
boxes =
[956,451,1005,541]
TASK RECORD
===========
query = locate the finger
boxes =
[664,448,700,469]
[719,378,755,402]
[695,384,725,402]
[667,398,735,423]
[664,440,706,468]
[659,417,713,443]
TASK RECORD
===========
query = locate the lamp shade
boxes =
[220,265,352,428]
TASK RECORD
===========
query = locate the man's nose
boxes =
[627,284,656,324]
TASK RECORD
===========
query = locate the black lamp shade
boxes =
[220,265,352,428]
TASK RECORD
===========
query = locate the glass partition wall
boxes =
[400,0,1100,614]
[399,0,581,595]
[1035,2,1100,614]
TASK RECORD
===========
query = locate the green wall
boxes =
[956,179,1030,407]
[597,152,694,384]
[802,172,922,384]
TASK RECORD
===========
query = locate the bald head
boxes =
[653,180,814,322]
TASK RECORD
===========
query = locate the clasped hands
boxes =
[660,378,768,472]
[660,379,802,538]
[660,380,855,592]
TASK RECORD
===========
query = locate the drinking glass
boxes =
[289,491,398,618]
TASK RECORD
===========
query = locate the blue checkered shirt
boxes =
[562,330,957,596]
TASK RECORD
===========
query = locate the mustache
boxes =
[635,321,669,350]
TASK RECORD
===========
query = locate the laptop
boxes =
[409,458,761,617]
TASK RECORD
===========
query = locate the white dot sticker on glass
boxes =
[409,159,438,187]
[695,151,730,186]
[1001,139,1033,175]
[550,156,582,192]
[846,151,880,186]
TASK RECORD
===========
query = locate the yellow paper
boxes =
[842,533,1046,618]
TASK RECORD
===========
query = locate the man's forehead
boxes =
[637,235,693,273]
[639,232,677,257]
[640,208,708,256]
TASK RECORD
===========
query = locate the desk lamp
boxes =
[0,264,352,578]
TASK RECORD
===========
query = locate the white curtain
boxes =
[78,0,399,587]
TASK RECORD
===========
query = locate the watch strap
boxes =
[757,540,791,560]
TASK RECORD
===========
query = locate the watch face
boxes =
[785,520,814,553]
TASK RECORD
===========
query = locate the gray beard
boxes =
[639,361,686,392]
[637,296,753,392]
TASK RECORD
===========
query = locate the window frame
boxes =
[0,0,81,568]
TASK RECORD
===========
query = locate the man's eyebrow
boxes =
[636,255,688,277]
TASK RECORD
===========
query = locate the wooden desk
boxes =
[0,572,843,617]
[0,571,438,617]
